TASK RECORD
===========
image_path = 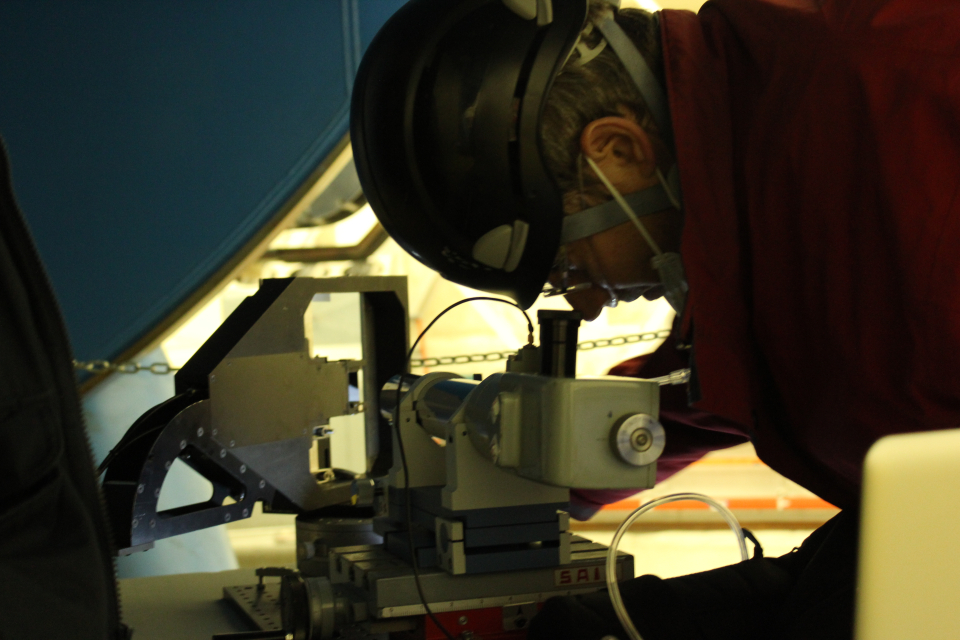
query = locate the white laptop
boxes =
[856,428,960,639]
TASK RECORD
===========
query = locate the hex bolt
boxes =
[630,428,653,452]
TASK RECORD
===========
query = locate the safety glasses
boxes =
[541,245,592,298]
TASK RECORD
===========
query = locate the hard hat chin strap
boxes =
[594,12,674,151]
[584,156,688,317]
[560,163,681,245]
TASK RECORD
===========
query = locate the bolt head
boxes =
[630,428,653,452]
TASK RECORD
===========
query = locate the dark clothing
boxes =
[0,139,122,638]
[557,0,959,637]
[665,0,960,508]
[575,0,960,515]
[529,511,859,640]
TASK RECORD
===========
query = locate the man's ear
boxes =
[580,116,657,183]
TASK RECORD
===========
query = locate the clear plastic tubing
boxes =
[604,493,750,640]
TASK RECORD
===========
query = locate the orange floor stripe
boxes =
[784,497,836,510]
[652,501,710,510]
[604,499,642,511]
[727,498,778,510]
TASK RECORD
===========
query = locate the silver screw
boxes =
[165,460,172,470]
[179,440,187,450]
[150,520,156,528]
[229,440,235,447]
[242,508,249,518]
[197,427,204,437]
[212,428,218,436]
[154,488,161,498]
[219,449,227,458]
[259,480,266,489]
[137,484,144,494]
[240,464,247,474]
[224,513,231,522]
[132,519,138,529]
[630,428,653,452]
[458,616,468,626]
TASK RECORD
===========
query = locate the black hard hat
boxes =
[351,0,589,309]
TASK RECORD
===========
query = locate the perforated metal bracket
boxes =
[102,399,278,554]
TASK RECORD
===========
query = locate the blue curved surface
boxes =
[0,0,405,365]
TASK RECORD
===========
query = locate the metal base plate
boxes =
[223,584,284,633]
[330,535,632,618]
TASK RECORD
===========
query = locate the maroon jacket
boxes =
[575,0,960,516]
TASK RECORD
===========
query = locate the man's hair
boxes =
[540,1,667,212]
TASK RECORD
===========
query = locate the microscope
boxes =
[100,276,666,639]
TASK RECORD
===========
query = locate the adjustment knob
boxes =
[611,414,666,467]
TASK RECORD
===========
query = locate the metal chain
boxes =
[410,329,671,368]
[73,359,178,375]
[73,329,671,375]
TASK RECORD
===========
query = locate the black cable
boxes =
[96,389,199,477]
[393,296,533,640]
[741,527,763,559]
[96,423,166,476]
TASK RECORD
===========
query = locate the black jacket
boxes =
[0,139,123,638]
